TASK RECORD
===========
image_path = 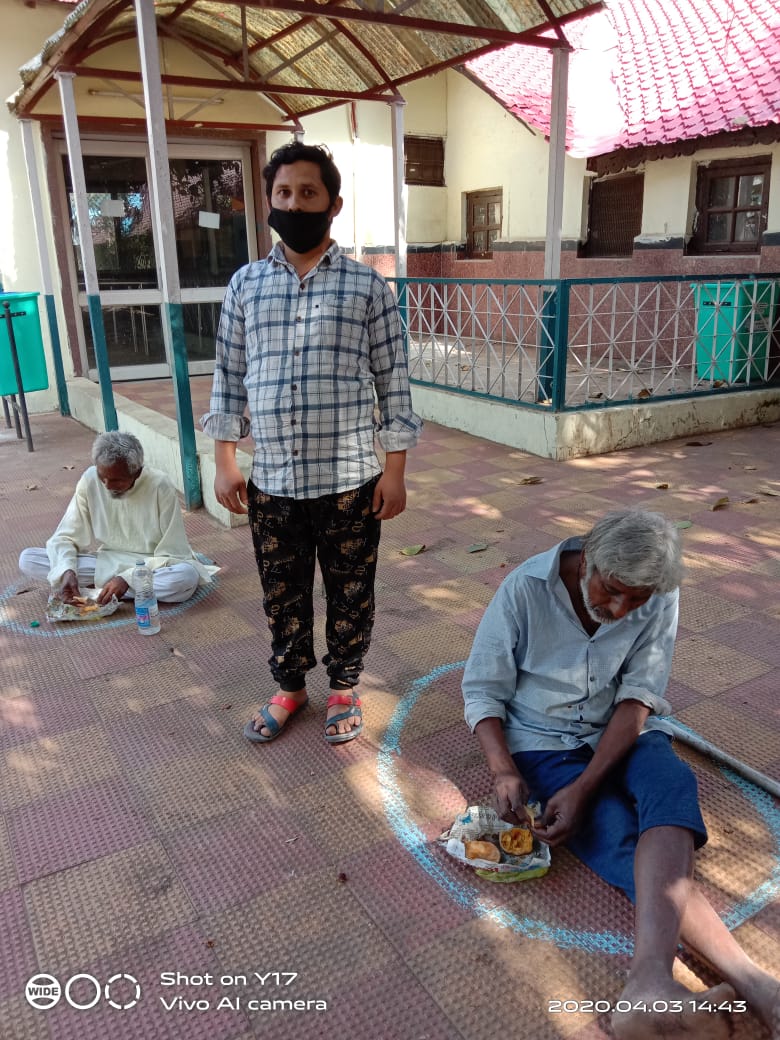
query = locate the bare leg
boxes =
[680,887,780,1036]
[612,826,734,1039]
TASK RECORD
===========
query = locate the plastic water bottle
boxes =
[134,560,161,635]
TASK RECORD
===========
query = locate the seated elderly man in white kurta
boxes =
[19,431,216,604]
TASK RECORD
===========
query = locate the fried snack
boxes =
[499,826,534,856]
[464,839,501,863]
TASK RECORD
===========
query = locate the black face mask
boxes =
[267,207,332,254]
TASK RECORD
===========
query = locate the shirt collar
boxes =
[267,239,341,272]
[525,536,583,582]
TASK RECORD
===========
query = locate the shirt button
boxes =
[291,384,297,390]
[296,316,303,322]
[292,449,299,456]
[291,418,297,425]
[294,350,301,356]
[589,676,595,681]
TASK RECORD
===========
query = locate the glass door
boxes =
[62,142,255,380]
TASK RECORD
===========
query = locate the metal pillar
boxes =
[543,47,569,281]
[134,0,202,510]
[19,120,70,417]
[56,72,117,431]
[538,47,570,402]
[390,99,407,278]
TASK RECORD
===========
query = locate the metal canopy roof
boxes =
[11,0,602,125]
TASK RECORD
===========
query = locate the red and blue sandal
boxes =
[243,694,309,743]
[324,692,363,745]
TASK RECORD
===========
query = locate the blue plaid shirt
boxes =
[201,242,422,498]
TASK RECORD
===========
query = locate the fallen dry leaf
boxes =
[756,485,780,497]
[711,496,730,511]
[467,542,488,553]
[685,441,713,447]
[400,544,426,556]
[655,482,669,490]
[676,520,693,529]
[25,483,40,491]
[637,388,653,399]
[517,476,543,486]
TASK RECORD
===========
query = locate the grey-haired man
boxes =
[463,510,778,1040]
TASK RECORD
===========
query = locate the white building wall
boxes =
[0,4,71,412]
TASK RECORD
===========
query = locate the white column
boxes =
[543,48,570,280]
[390,99,408,278]
[56,71,117,429]
[134,0,181,320]
[134,0,201,509]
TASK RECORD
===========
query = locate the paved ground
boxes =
[1,397,779,1040]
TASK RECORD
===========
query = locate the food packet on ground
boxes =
[437,804,551,882]
[46,588,120,622]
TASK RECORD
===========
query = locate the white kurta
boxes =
[45,466,216,591]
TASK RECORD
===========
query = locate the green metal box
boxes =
[0,292,48,396]
[694,281,776,383]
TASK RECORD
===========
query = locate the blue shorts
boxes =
[512,731,707,903]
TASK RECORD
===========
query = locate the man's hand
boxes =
[372,470,406,520]
[214,461,248,514]
[373,449,407,520]
[493,768,532,825]
[532,782,589,847]
[59,570,80,604]
[97,576,129,604]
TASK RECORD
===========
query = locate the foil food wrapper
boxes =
[46,587,121,622]
[437,804,551,882]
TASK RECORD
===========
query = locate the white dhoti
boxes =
[19,548,200,604]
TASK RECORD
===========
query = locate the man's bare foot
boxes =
[612,974,736,1039]
[741,972,780,1038]
[249,689,307,738]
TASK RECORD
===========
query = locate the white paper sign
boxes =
[100,199,125,218]
[198,210,221,229]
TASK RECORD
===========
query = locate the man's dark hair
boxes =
[263,142,341,204]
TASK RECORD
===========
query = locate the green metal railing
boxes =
[389,273,780,412]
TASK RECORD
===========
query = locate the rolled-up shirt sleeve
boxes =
[613,589,678,717]
[462,579,528,733]
[200,270,251,442]
[369,279,423,453]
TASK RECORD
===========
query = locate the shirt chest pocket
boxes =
[310,299,371,377]
[314,298,368,329]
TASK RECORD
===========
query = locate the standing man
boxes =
[202,141,422,746]
[463,510,779,1040]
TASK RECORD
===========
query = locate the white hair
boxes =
[91,431,144,473]
[582,509,684,593]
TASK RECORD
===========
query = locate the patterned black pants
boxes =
[247,478,381,692]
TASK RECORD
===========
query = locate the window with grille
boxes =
[404,136,445,186]
[582,174,643,258]
[466,189,502,259]
[689,156,770,255]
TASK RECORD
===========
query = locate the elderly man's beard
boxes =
[580,564,618,625]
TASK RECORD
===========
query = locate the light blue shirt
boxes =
[462,537,678,754]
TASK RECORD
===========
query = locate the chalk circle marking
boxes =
[378,661,780,956]
[0,574,219,637]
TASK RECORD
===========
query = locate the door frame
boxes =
[55,136,258,381]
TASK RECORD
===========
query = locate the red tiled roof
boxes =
[465,0,780,158]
